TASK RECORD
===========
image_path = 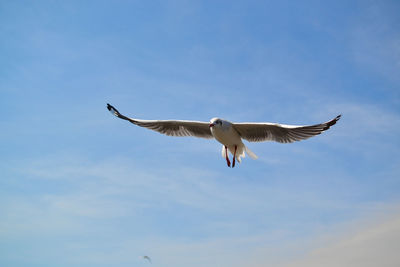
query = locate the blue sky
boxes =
[1,1,400,266]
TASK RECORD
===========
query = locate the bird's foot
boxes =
[226,158,231,167]
[232,145,237,168]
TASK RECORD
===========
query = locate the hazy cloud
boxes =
[279,210,400,267]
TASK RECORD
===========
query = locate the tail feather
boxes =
[236,149,245,163]
[221,144,257,163]
[221,145,227,158]
[245,146,258,160]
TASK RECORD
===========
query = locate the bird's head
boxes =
[209,118,231,129]
[209,118,222,128]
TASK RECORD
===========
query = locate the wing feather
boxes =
[107,104,213,139]
[233,115,341,143]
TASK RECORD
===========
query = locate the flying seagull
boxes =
[143,256,151,263]
[107,103,341,167]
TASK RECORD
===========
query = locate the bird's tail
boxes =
[221,145,246,163]
[222,145,227,159]
[221,145,258,162]
[245,146,258,160]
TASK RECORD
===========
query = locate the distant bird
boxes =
[107,103,341,167]
[143,256,151,263]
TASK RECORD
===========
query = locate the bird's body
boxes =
[107,104,341,167]
[210,118,240,145]
[209,118,256,166]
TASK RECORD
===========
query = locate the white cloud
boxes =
[277,209,400,267]
[2,147,399,266]
[101,206,400,267]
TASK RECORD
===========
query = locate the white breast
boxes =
[211,126,243,146]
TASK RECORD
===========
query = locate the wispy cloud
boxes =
[277,206,400,267]
[2,150,397,266]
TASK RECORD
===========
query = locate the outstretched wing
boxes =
[233,115,341,143]
[107,104,213,139]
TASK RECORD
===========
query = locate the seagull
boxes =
[143,256,151,263]
[107,103,341,167]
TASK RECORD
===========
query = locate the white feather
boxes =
[245,146,258,159]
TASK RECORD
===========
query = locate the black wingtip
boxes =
[335,114,342,123]
[323,114,342,130]
[106,103,120,117]
[106,103,112,111]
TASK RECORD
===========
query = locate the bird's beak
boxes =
[209,123,215,128]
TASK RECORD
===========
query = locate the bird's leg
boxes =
[232,145,237,168]
[225,146,231,167]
